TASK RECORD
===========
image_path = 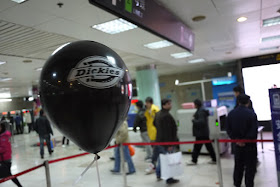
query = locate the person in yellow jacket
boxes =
[145,97,160,141]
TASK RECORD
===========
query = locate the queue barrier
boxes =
[0,139,274,187]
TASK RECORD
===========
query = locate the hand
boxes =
[237,142,245,147]
[167,146,173,152]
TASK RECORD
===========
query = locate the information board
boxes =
[89,0,195,51]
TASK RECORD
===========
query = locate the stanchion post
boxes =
[214,139,223,187]
[44,161,51,187]
[120,144,127,187]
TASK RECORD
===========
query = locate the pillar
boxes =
[136,65,161,108]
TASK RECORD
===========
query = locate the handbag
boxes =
[128,145,135,156]
[160,152,184,180]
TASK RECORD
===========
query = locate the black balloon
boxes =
[40,41,132,154]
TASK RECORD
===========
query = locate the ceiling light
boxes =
[237,16,247,22]
[261,35,280,42]
[0,93,11,98]
[28,97,34,101]
[0,61,6,65]
[91,18,138,34]
[171,52,193,59]
[188,58,205,64]
[144,40,173,49]
[53,73,57,77]
[175,80,179,85]
[35,67,43,71]
[0,99,12,102]
[263,16,280,27]
[11,0,27,3]
[0,77,12,82]
[259,46,279,51]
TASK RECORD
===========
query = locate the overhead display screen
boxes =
[89,0,195,51]
[242,63,280,121]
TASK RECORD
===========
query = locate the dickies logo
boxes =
[68,56,125,89]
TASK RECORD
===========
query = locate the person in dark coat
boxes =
[233,85,245,109]
[227,94,258,187]
[187,99,216,165]
[154,99,179,184]
[34,110,53,159]
[133,100,153,160]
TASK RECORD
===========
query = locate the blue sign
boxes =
[212,76,237,86]
[269,88,280,173]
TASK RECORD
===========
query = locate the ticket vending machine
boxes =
[177,106,229,154]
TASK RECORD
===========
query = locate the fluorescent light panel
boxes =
[0,77,12,82]
[11,0,27,3]
[0,99,12,102]
[263,16,280,27]
[0,61,6,65]
[35,67,43,71]
[171,52,193,59]
[144,40,173,49]
[188,58,205,63]
[262,35,280,42]
[260,46,279,51]
[0,93,11,98]
[92,18,137,34]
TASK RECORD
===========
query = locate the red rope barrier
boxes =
[0,139,274,184]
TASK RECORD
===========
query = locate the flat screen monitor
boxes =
[242,63,280,121]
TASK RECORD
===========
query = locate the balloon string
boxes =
[95,154,101,187]
[73,155,98,186]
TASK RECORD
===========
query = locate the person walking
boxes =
[15,113,23,134]
[227,94,258,187]
[34,110,53,159]
[144,97,160,174]
[133,100,153,161]
[187,99,216,165]
[154,98,179,184]
[0,121,23,187]
[111,120,136,175]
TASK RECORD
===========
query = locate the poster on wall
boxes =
[217,91,236,112]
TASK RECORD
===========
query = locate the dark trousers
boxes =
[39,134,52,156]
[234,144,257,187]
[28,123,33,133]
[16,125,22,134]
[62,136,69,145]
[192,137,216,163]
[0,161,22,187]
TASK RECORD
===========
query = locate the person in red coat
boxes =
[0,121,22,187]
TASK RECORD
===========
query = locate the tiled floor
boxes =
[1,128,277,187]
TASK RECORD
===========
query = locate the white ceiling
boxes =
[0,0,280,97]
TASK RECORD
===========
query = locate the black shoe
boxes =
[49,150,54,155]
[166,178,179,184]
[126,171,135,175]
[110,170,121,175]
[41,155,44,159]
[157,177,162,181]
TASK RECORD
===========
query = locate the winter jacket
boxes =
[154,109,178,143]
[192,107,210,138]
[0,130,12,161]
[227,105,258,141]
[145,104,160,141]
[34,116,53,137]
[133,108,147,133]
[116,121,130,144]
